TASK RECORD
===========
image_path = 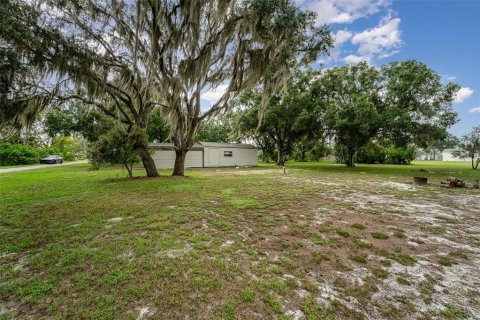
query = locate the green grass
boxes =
[349,253,368,264]
[336,228,351,238]
[371,232,389,240]
[352,223,366,230]
[438,257,455,266]
[0,160,478,319]
[372,268,389,279]
[396,276,412,286]
[267,160,479,181]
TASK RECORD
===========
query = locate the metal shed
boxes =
[201,142,258,167]
[149,142,257,169]
[150,143,204,169]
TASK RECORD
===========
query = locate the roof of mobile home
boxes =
[149,142,257,150]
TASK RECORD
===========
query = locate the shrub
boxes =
[357,143,387,164]
[356,144,415,165]
[89,126,148,177]
[385,147,415,165]
[0,144,39,165]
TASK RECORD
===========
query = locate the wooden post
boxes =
[413,176,428,185]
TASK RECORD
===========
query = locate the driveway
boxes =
[0,160,88,174]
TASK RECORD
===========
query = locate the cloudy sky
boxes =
[201,0,479,136]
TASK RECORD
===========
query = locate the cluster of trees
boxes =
[1,0,333,176]
[233,61,459,167]
[1,1,477,174]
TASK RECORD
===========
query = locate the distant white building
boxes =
[440,148,478,162]
[415,149,428,160]
[415,149,442,161]
[149,142,258,169]
[416,148,478,162]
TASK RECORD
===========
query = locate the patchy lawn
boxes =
[0,161,479,319]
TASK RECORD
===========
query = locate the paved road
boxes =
[0,160,88,174]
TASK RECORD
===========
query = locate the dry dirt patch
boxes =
[248,170,480,319]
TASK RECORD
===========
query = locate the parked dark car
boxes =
[40,155,63,164]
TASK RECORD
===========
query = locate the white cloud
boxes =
[454,87,474,104]
[334,29,353,46]
[201,84,228,104]
[468,107,480,113]
[303,0,389,25]
[344,54,369,64]
[351,13,402,59]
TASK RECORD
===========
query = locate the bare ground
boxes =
[207,169,480,319]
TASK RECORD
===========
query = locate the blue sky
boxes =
[299,0,480,136]
[201,1,479,137]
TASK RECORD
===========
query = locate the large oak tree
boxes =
[2,0,332,176]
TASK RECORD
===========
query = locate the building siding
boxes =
[149,142,258,169]
[152,150,203,169]
[203,147,257,167]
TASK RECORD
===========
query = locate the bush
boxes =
[357,143,386,164]
[50,137,76,160]
[89,126,148,177]
[385,147,415,165]
[0,144,40,165]
[356,144,415,165]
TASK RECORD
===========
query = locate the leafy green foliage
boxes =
[382,61,459,149]
[384,147,415,164]
[146,108,170,143]
[89,126,148,177]
[357,143,387,164]
[0,143,39,165]
[371,232,389,240]
[44,104,114,143]
[357,144,415,165]
[236,70,323,165]
[0,0,48,130]
[195,116,234,143]
[317,62,384,167]
[452,126,480,169]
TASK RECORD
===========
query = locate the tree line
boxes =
[1,1,479,174]
[0,0,332,176]
[229,61,463,167]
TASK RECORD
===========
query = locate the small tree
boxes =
[453,126,480,169]
[89,126,148,178]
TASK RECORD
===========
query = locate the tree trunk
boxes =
[172,149,188,176]
[124,161,133,178]
[276,146,284,166]
[300,149,306,162]
[138,147,160,177]
[347,149,355,167]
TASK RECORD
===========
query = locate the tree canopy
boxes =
[236,70,321,165]
[1,0,333,176]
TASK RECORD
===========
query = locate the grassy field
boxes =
[0,161,479,319]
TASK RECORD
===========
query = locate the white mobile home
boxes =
[415,149,428,160]
[415,149,443,161]
[149,142,257,169]
[441,149,479,162]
